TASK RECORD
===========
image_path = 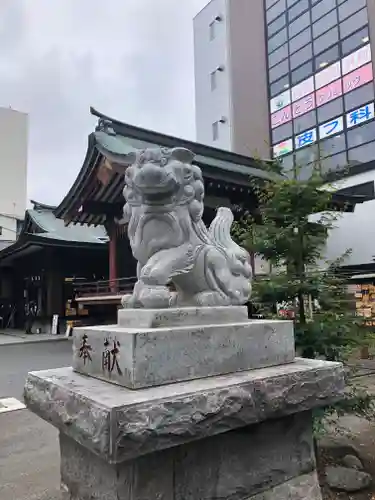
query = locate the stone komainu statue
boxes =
[121,147,252,309]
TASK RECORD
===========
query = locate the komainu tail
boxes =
[208,207,252,278]
[208,207,234,251]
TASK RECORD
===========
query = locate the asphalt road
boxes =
[0,341,72,500]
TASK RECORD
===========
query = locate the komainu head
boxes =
[124,147,205,221]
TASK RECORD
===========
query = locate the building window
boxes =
[210,71,217,91]
[341,26,369,56]
[295,143,318,165]
[212,121,219,141]
[266,0,286,24]
[270,74,290,97]
[293,110,317,134]
[291,60,313,85]
[288,0,308,22]
[266,0,279,9]
[289,10,310,38]
[347,120,375,149]
[268,27,287,53]
[311,0,336,23]
[289,27,311,55]
[317,98,343,123]
[209,21,216,41]
[272,122,293,143]
[348,141,375,164]
[340,8,368,39]
[269,58,289,83]
[267,13,286,37]
[313,26,339,56]
[320,134,347,158]
[344,83,374,112]
[312,9,338,39]
[314,44,339,71]
[268,42,288,68]
[290,43,312,70]
[320,152,348,175]
[339,0,367,22]
[279,153,295,172]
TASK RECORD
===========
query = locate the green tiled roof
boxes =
[94,130,281,182]
[27,205,108,244]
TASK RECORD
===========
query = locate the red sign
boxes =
[343,63,373,94]
[315,79,343,107]
[292,93,315,119]
[271,105,292,129]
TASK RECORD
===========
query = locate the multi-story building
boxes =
[194,0,375,272]
[0,107,28,243]
[266,0,374,178]
[194,0,270,157]
[194,0,374,170]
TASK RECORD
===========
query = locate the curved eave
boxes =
[30,200,57,211]
[0,232,107,266]
[54,133,102,221]
[90,106,274,173]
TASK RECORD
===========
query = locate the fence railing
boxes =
[73,277,137,298]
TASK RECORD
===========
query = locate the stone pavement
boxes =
[0,329,71,346]
[0,409,61,500]
[0,340,72,499]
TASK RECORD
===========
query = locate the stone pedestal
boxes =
[24,307,345,499]
[72,306,295,389]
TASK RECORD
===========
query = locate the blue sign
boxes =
[346,103,374,129]
[295,128,317,149]
[319,116,344,139]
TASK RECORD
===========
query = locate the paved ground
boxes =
[0,341,71,500]
[0,329,70,346]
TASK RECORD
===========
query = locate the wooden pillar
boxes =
[108,221,118,292]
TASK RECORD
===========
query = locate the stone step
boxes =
[72,314,295,389]
[118,305,249,329]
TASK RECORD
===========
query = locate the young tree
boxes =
[234,159,375,424]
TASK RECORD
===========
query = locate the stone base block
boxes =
[248,472,322,499]
[60,412,320,500]
[24,359,344,464]
[72,310,295,388]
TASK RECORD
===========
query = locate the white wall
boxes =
[0,214,18,242]
[0,108,28,223]
[323,171,375,267]
[194,0,232,150]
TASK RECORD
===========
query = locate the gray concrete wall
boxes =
[228,0,270,159]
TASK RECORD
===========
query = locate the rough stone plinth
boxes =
[249,472,322,499]
[72,312,295,389]
[59,412,320,500]
[24,358,344,464]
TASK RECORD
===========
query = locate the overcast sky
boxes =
[0,0,208,206]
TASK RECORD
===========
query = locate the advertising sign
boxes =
[346,102,375,129]
[342,44,372,75]
[270,89,291,113]
[315,61,341,90]
[271,105,292,129]
[295,128,317,149]
[319,116,344,139]
[291,76,314,103]
[292,93,315,119]
[315,79,343,107]
[273,138,293,157]
[343,63,373,94]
